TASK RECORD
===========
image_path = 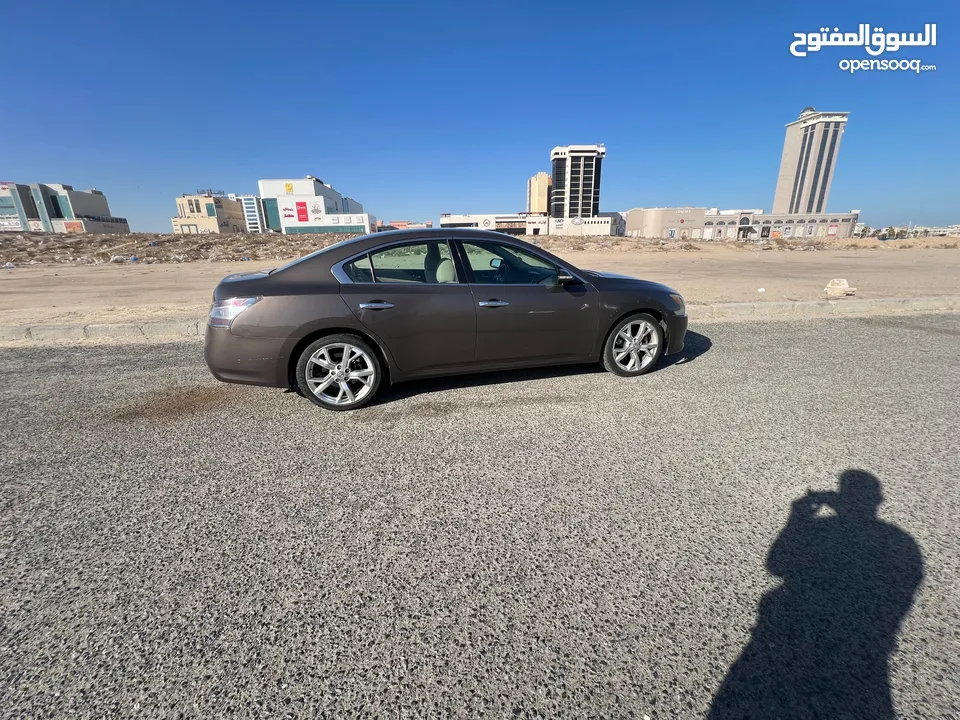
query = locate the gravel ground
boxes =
[1,316,958,718]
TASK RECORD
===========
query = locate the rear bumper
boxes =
[665,314,688,355]
[204,325,286,387]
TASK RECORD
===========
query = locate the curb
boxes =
[686,296,959,321]
[0,320,203,342]
[0,296,957,343]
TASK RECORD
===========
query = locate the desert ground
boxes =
[0,242,958,326]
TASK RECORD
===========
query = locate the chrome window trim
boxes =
[331,238,460,285]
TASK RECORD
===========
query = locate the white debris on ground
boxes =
[825,278,857,297]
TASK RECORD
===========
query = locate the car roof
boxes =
[361,227,523,241]
[275,227,566,280]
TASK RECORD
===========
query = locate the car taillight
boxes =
[208,297,261,328]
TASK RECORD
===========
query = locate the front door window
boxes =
[460,241,558,285]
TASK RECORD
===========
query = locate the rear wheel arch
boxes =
[287,327,392,389]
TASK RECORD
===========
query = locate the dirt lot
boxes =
[2,239,958,326]
[1,230,958,267]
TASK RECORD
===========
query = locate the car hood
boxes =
[583,269,680,296]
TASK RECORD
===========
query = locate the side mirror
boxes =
[489,258,502,269]
[557,272,577,285]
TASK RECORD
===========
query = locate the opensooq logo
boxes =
[789,24,938,74]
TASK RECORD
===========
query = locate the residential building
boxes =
[172,192,246,234]
[228,194,266,233]
[550,144,605,218]
[439,212,619,237]
[257,176,376,235]
[526,172,552,214]
[0,181,130,233]
[624,207,860,240]
[772,107,849,214]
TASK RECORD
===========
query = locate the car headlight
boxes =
[669,293,686,314]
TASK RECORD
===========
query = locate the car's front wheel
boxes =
[296,334,382,410]
[602,313,664,376]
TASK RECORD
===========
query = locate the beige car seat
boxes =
[435,257,456,283]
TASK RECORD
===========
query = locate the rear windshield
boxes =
[270,235,369,274]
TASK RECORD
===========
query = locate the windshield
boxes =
[269,235,369,274]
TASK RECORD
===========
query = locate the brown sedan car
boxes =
[205,228,687,410]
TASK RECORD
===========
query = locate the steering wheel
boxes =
[494,261,510,283]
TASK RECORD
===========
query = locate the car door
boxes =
[337,239,477,373]
[457,239,599,364]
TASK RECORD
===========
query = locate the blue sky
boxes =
[4,0,956,231]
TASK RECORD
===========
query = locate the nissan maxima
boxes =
[204,228,688,410]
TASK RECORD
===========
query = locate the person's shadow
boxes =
[709,470,924,719]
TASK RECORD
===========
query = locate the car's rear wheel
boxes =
[296,334,382,410]
[602,313,664,377]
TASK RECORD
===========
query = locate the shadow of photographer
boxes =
[709,470,924,719]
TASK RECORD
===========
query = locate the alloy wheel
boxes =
[612,320,660,372]
[305,342,376,406]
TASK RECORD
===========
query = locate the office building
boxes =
[172,192,246,234]
[228,194,266,233]
[0,182,129,233]
[526,172,552,214]
[624,207,860,240]
[550,144,605,218]
[257,176,376,235]
[772,107,849,214]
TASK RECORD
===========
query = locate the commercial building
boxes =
[440,213,549,236]
[624,207,860,240]
[257,176,376,235]
[0,182,130,233]
[772,107,849,214]
[550,144,605,218]
[439,212,620,237]
[172,192,246,234]
[526,172,552,214]
[377,220,434,231]
[228,194,266,233]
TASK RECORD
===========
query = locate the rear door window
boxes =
[343,242,458,284]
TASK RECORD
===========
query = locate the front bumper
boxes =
[664,314,688,355]
[204,324,286,387]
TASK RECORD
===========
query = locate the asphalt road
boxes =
[2,315,958,718]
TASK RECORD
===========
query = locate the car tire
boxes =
[602,312,665,377]
[296,333,383,411]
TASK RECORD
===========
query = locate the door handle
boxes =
[478,300,510,308]
[358,301,395,310]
